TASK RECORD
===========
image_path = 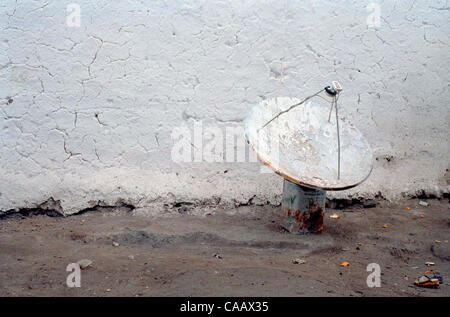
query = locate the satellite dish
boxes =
[244,83,373,234]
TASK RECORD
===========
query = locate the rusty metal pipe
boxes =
[281,179,326,234]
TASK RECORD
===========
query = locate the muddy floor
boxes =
[0,199,448,297]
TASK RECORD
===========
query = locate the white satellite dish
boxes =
[244,83,373,234]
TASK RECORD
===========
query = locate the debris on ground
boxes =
[414,275,439,288]
[77,259,93,270]
[292,258,306,264]
[432,273,443,284]
[425,262,435,267]
[419,201,429,207]
[329,214,340,219]
[340,261,350,267]
[341,248,350,251]
[1,200,449,297]
[213,253,222,259]
[128,255,135,260]
[435,240,441,243]
[112,241,119,247]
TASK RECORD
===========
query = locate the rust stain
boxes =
[282,202,324,234]
[246,140,365,191]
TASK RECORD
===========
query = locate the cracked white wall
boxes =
[0,0,449,215]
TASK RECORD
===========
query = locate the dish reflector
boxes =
[245,96,373,190]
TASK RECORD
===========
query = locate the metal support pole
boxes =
[281,179,326,234]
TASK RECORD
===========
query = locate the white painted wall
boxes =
[1,0,449,215]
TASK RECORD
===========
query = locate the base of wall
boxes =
[1,167,448,216]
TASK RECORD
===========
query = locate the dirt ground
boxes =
[0,199,448,297]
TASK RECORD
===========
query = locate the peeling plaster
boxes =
[0,0,449,215]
